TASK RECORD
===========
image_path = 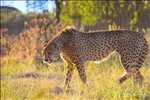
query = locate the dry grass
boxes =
[1,52,150,100]
[1,27,150,100]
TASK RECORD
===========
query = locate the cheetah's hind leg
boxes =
[118,71,130,84]
[118,67,144,85]
[132,67,144,86]
[118,61,142,84]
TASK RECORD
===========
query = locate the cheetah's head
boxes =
[43,41,60,63]
[43,27,75,63]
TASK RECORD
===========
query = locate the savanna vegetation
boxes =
[0,1,150,100]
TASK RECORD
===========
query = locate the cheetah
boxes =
[43,28,148,89]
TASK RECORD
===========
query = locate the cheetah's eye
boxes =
[53,43,58,48]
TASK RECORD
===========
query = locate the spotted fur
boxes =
[43,28,148,89]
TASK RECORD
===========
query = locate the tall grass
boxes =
[1,57,150,100]
[1,26,150,100]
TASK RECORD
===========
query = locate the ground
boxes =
[1,34,150,100]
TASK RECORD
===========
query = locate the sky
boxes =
[0,0,56,13]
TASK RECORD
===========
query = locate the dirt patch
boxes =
[1,71,65,82]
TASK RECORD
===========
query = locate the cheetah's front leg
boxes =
[75,62,87,85]
[64,65,74,90]
[61,57,74,90]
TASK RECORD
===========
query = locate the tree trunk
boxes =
[55,0,61,24]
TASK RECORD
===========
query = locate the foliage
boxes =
[60,1,97,25]
[59,1,150,30]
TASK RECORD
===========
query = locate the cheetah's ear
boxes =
[65,27,77,34]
